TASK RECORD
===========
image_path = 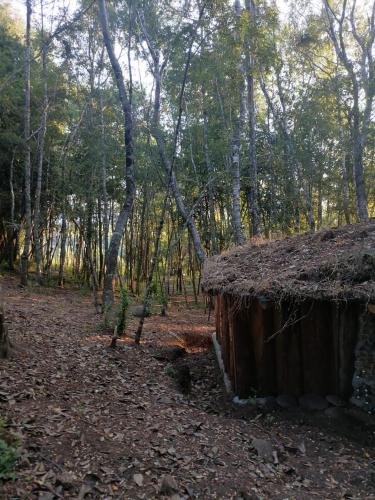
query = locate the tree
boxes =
[20,0,32,286]
[324,0,374,222]
[0,0,373,320]
[98,0,136,312]
[244,0,260,236]
[136,2,206,263]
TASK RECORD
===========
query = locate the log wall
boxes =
[215,294,366,400]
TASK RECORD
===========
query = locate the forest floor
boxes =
[0,274,375,500]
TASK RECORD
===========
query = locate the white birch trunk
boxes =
[20,0,32,286]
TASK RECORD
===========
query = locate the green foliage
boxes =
[117,287,129,335]
[158,287,168,309]
[0,0,373,289]
[0,439,19,481]
[0,418,20,481]
[149,280,158,297]
[164,364,175,378]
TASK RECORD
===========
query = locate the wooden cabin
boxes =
[202,223,375,411]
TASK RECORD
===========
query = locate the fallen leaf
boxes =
[133,473,144,487]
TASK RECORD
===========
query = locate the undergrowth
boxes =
[117,287,129,335]
[0,418,20,481]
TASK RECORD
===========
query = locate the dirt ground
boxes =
[0,275,375,499]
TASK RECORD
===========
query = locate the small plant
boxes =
[247,396,257,406]
[0,419,20,481]
[158,287,168,316]
[265,414,275,424]
[0,440,19,480]
[149,280,158,297]
[164,364,175,378]
[248,387,258,398]
[117,287,129,336]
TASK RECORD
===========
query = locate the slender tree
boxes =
[137,7,206,263]
[244,0,260,236]
[324,0,374,222]
[33,0,48,283]
[98,0,136,312]
[20,0,32,286]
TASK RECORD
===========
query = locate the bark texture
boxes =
[98,0,136,311]
[324,0,373,222]
[34,4,48,283]
[244,0,260,236]
[230,72,246,246]
[20,0,32,286]
[203,109,217,254]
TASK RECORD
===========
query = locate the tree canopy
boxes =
[0,0,373,311]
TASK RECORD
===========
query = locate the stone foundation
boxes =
[351,306,375,413]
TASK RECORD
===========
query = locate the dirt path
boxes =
[0,276,374,499]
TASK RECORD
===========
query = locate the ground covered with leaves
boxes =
[1,275,375,499]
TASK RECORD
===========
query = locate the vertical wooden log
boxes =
[331,302,341,395]
[272,302,304,396]
[300,301,333,395]
[274,303,295,394]
[228,296,236,387]
[251,299,277,394]
[232,302,257,398]
[221,294,230,374]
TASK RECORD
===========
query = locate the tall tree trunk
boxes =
[317,182,323,229]
[97,198,103,286]
[203,109,217,254]
[337,101,350,224]
[20,0,32,286]
[135,186,147,295]
[188,236,198,304]
[44,203,54,275]
[34,2,48,283]
[138,11,206,265]
[99,89,109,263]
[134,7,206,345]
[58,212,67,287]
[351,99,368,221]
[152,69,206,264]
[7,151,16,270]
[98,0,136,312]
[230,73,246,246]
[245,68,260,236]
[323,0,372,222]
[244,0,260,236]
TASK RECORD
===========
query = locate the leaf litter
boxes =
[0,275,374,499]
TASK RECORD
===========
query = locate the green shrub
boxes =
[164,364,175,378]
[0,438,19,481]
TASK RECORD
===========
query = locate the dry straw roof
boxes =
[202,222,375,302]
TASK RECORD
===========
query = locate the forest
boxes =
[0,0,374,306]
[0,0,374,498]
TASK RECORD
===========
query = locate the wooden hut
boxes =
[202,223,375,411]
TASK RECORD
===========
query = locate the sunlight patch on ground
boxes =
[145,320,213,334]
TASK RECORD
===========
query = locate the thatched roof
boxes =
[202,222,375,302]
